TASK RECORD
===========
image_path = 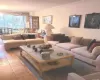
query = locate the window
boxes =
[0,13,26,33]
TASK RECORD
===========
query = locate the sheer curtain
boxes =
[0,13,26,33]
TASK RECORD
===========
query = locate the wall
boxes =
[34,0,100,40]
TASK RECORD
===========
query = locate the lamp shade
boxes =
[45,24,54,30]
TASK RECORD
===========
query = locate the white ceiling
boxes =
[0,0,80,12]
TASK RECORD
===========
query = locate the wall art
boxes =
[69,15,81,28]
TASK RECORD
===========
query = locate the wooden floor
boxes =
[0,40,37,80]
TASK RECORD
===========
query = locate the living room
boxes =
[0,0,100,80]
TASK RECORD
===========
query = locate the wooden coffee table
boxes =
[19,45,74,76]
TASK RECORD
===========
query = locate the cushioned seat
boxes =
[25,38,44,45]
[47,41,59,46]
[4,40,26,50]
[56,43,81,50]
[71,47,93,59]
[4,40,25,43]
[68,72,100,80]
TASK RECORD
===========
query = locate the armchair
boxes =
[67,72,100,80]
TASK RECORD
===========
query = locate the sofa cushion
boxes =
[71,37,82,45]
[3,40,26,44]
[56,43,81,50]
[48,41,59,46]
[59,36,70,43]
[87,39,96,50]
[51,34,65,41]
[25,38,44,45]
[71,47,94,59]
[21,34,29,39]
[80,38,92,46]
[1,34,21,40]
[91,46,100,59]
[13,34,23,40]
[83,72,100,80]
[88,41,100,52]
[28,34,36,39]
[4,40,26,50]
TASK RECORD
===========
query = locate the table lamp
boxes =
[44,24,54,42]
[44,24,54,36]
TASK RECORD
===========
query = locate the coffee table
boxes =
[19,45,74,76]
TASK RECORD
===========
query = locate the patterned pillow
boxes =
[87,39,96,50]
[88,41,100,52]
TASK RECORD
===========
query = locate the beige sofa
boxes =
[1,33,44,50]
[47,37,100,66]
[67,72,100,80]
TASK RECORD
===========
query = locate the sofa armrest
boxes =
[91,46,100,59]
[67,73,85,80]
[94,55,100,71]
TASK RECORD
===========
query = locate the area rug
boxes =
[7,49,95,80]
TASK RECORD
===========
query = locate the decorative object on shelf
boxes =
[39,44,52,49]
[41,52,50,60]
[27,44,30,47]
[32,46,37,52]
[69,15,81,28]
[40,49,54,54]
[43,15,53,24]
[32,44,53,53]
[84,13,100,29]
[57,53,63,56]
[32,45,36,49]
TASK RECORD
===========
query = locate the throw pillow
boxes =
[51,34,65,41]
[28,34,36,39]
[88,41,100,52]
[21,34,29,39]
[87,39,96,50]
[71,36,83,44]
[59,36,70,43]
[13,35,22,40]
[80,38,92,46]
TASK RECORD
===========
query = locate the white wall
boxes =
[34,0,100,40]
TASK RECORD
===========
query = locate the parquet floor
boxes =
[0,40,37,80]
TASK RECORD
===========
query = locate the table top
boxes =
[20,45,74,63]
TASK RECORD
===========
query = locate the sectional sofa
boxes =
[1,33,44,50]
[47,36,100,66]
[67,72,100,80]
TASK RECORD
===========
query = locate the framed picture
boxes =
[69,15,81,28]
[84,13,100,29]
[43,15,52,24]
